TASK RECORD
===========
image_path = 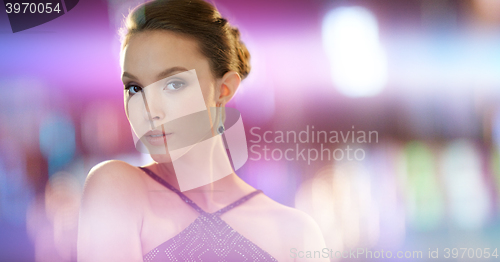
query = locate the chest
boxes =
[139,192,294,261]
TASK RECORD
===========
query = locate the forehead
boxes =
[121,30,210,82]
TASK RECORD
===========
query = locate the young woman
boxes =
[77,0,328,261]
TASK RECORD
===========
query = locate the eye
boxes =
[165,80,186,90]
[125,84,143,95]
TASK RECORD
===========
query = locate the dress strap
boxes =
[139,166,206,215]
[213,189,262,216]
[139,166,263,216]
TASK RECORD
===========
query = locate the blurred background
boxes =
[1,0,500,261]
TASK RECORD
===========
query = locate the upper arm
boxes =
[77,160,146,262]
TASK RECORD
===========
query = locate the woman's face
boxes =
[120,30,218,163]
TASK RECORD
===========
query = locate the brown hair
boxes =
[120,0,251,80]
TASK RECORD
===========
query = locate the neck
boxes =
[148,136,249,212]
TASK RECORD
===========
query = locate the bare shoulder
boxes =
[86,159,144,185]
[245,194,328,261]
[78,160,147,261]
[81,160,148,215]
[85,160,146,191]
[257,194,326,246]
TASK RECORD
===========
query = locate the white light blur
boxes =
[296,159,381,254]
[322,6,388,97]
[440,140,490,230]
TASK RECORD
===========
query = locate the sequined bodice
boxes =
[139,167,278,262]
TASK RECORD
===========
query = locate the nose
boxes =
[142,87,165,125]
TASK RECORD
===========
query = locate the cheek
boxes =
[124,93,130,118]
[172,87,207,118]
[125,93,149,138]
[174,75,211,116]
[199,81,216,107]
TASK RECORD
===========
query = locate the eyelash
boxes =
[124,84,142,95]
[124,80,187,95]
[166,80,186,90]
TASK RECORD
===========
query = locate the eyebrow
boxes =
[121,66,190,82]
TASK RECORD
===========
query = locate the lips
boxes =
[143,129,173,146]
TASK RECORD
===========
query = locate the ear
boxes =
[216,71,241,106]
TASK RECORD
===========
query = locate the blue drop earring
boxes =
[217,103,225,134]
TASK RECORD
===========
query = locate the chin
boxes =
[149,153,173,163]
